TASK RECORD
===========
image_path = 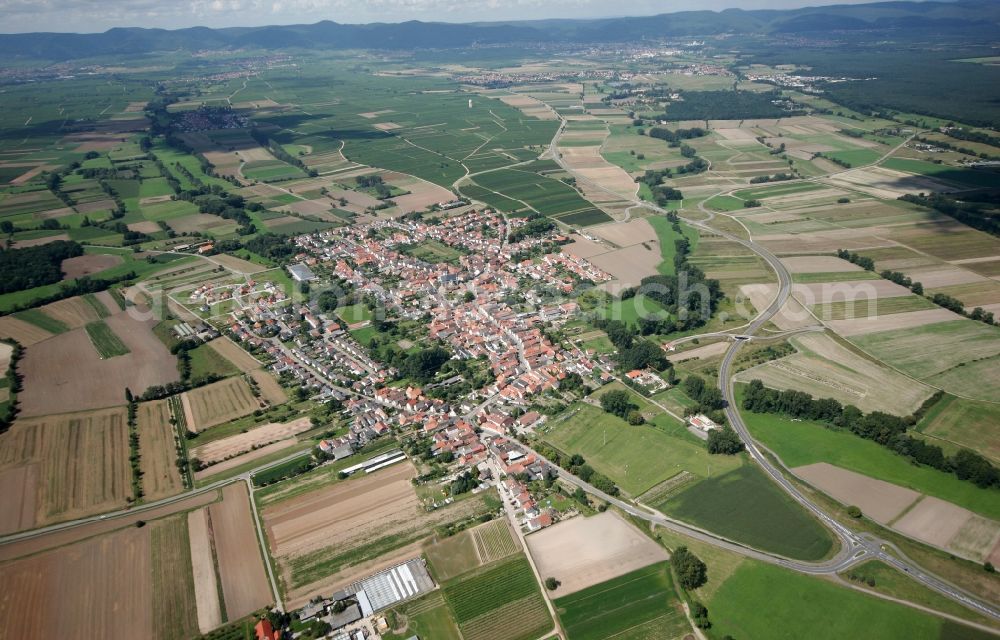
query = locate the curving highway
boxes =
[546,116,1000,622]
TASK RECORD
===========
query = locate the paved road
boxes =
[545,116,1000,622]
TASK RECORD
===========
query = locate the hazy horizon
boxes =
[0,0,895,34]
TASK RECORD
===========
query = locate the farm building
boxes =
[689,414,720,432]
[350,559,435,613]
[287,263,317,282]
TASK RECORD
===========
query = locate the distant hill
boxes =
[1,0,998,60]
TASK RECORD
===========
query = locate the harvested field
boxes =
[791,279,914,303]
[206,337,261,371]
[0,342,12,372]
[192,416,311,465]
[0,316,53,346]
[894,497,972,548]
[209,483,273,619]
[826,308,960,337]
[0,466,36,535]
[249,369,286,405]
[127,220,162,234]
[150,515,199,640]
[194,440,298,481]
[187,508,223,633]
[906,267,985,288]
[781,256,863,274]
[668,341,730,363]
[739,283,816,330]
[824,167,956,199]
[588,243,662,288]
[525,511,668,596]
[589,218,658,246]
[137,399,184,501]
[0,406,131,527]
[793,463,920,524]
[735,332,934,415]
[210,253,269,274]
[182,375,266,432]
[17,310,179,416]
[38,296,105,329]
[61,253,122,279]
[0,525,152,640]
[11,233,71,248]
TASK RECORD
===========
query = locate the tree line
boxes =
[0,339,23,431]
[742,380,999,489]
[532,443,621,497]
[0,271,136,316]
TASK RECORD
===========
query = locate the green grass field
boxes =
[188,344,239,380]
[704,195,746,211]
[384,593,462,640]
[657,464,836,561]
[824,148,882,167]
[707,561,991,640]
[338,302,374,325]
[733,181,825,201]
[916,394,1000,465]
[554,563,689,640]
[425,529,481,582]
[542,403,741,496]
[597,294,670,327]
[84,320,130,358]
[13,308,69,334]
[739,388,1000,520]
[647,215,699,276]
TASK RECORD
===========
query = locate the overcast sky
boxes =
[1,0,884,33]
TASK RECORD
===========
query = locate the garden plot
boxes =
[735,332,934,415]
[526,512,668,595]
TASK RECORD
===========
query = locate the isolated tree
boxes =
[544,577,560,591]
[671,546,708,590]
[599,389,635,419]
[707,427,744,455]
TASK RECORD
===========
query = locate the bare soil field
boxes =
[167,213,235,234]
[0,524,152,640]
[827,308,959,337]
[187,507,223,633]
[0,342,12,372]
[589,243,662,288]
[792,279,915,303]
[792,463,920,524]
[948,515,1000,564]
[11,233,71,248]
[781,256,863,274]
[388,179,453,214]
[563,235,606,259]
[894,497,972,547]
[209,483,273,620]
[281,198,334,216]
[0,407,131,527]
[182,376,266,432]
[735,332,934,415]
[61,254,122,279]
[192,416,311,465]
[757,229,893,254]
[0,316,53,346]
[525,511,668,595]
[127,220,163,234]
[17,311,179,416]
[137,399,184,501]
[206,336,261,371]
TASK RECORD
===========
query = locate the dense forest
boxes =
[664,90,804,121]
[0,240,83,294]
